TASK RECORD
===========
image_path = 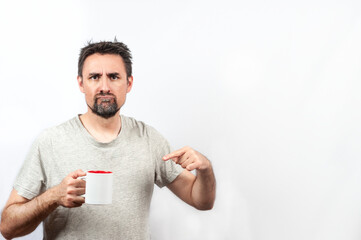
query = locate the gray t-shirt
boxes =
[14,115,184,240]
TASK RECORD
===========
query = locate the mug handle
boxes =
[78,176,86,198]
[78,176,86,181]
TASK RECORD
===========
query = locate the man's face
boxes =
[77,53,133,119]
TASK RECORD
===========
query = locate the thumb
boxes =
[71,169,87,179]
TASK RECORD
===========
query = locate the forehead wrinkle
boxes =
[83,54,127,76]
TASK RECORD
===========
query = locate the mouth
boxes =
[99,98,113,102]
[98,96,114,99]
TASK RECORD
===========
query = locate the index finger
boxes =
[73,178,86,188]
[162,147,188,161]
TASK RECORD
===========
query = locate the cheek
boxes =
[113,83,128,95]
[83,89,96,102]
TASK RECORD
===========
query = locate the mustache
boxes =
[94,92,116,99]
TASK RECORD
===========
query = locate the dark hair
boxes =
[78,40,132,78]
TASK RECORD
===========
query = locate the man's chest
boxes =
[43,140,156,198]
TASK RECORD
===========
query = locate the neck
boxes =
[79,110,121,143]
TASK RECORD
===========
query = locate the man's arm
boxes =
[163,147,216,210]
[0,170,86,239]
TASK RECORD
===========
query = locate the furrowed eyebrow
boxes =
[88,73,102,77]
[107,72,120,77]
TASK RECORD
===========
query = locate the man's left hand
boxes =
[163,146,211,172]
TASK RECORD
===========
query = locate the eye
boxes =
[110,75,119,80]
[89,75,99,80]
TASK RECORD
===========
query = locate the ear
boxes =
[126,76,133,93]
[77,76,85,93]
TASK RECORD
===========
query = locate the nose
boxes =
[99,76,111,94]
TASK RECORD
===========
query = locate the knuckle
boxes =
[65,178,73,185]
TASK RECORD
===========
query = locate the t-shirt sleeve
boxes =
[148,126,184,188]
[13,132,48,200]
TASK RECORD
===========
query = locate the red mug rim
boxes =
[88,170,113,174]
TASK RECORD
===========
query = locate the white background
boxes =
[1,0,361,239]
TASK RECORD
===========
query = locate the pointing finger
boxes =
[162,147,188,161]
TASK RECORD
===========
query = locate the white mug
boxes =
[80,170,113,204]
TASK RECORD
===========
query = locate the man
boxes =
[0,41,216,240]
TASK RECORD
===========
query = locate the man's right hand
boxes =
[53,169,86,208]
[0,169,87,239]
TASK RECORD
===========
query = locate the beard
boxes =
[87,93,120,119]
